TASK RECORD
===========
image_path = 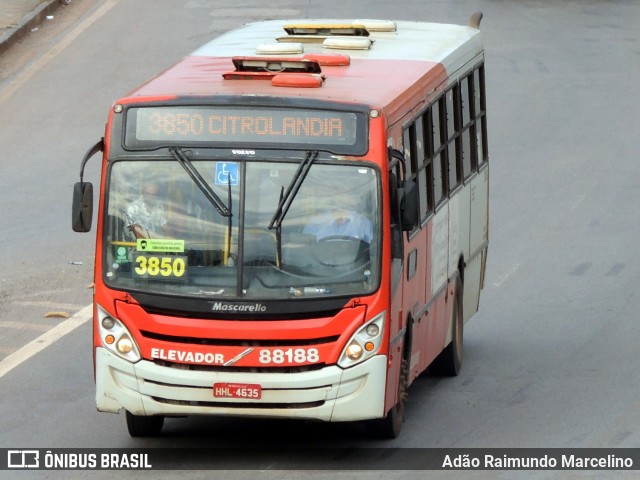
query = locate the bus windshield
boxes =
[103,156,380,300]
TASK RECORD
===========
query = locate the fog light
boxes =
[345,343,363,360]
[116,337,133,354]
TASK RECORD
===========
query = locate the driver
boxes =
[124,180,167,239]
[303,193,373,243]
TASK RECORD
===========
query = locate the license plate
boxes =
[213,382,261,399]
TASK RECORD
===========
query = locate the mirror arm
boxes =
[387,148,406,182]
[80,138,104,183]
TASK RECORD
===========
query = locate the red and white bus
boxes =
[72,14,489,438]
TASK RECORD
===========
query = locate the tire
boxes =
[367,358,408,439]
[430,277,463,376]
[125,411,164,437]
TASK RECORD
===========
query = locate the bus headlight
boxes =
[338,311,385,368]
[116,336,134,355]
[97,305,141,363]
[345,342,363,361]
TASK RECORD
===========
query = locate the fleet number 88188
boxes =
[258,348,319,364]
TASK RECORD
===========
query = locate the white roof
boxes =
[192,19,483,75]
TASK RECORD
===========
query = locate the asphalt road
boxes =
[1,0,640,478]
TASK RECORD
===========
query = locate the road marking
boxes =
[0,321,53,332]
[15,301,87,311]
[571,193,587,211]
[0,0,120,105]
[0,304,92,380]
[492,262,521,287]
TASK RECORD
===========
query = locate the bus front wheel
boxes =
[125,411,164,437]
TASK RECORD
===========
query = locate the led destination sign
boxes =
[125,106,364,152]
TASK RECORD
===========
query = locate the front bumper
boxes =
[95,347,387,422]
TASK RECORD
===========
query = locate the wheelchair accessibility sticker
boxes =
[215,162,238,186]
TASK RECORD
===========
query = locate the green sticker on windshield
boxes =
[114,246,129,264]
[136,239,185,253]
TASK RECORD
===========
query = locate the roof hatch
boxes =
[277,22,371,45]
[224,56,342,88]
[223,56,322,78]
[282,23,370,37]
[275,20,396,50]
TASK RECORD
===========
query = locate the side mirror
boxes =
[72,181,94,232]
[72,139,103,233]
[400,179,419,231]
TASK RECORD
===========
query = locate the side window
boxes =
[415,115,426,165]
[474,65,488,166]
[445,88,456,140]
[402,122,424,229]
[461,75,471,127]
[388,162,403,261]
[402,127,414,178]
[462,128,473,178]
[415,114,432,220]
[445,88,459,192]
[432,99,442,153]
[430,101,446,206]
[460,75,474,179]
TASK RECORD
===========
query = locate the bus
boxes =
[72,14,489,438]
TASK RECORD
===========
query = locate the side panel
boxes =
[470,165,489,254]
[431,206,449,294]
[420,206,452,365]
[465,164,489,321]
[404,227,428,383]
[448,184,471,276]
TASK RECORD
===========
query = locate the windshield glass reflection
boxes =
[104,158,380,301]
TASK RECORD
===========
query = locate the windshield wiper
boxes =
[268,150,318,230]
[268,150,318,268]
[169,147,231,217]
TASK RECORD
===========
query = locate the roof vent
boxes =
[272,74,324,88]
[223,56,322,80]
[353,19,396,32]
[323,37,372,50]
[256,43,304,55]
[303,53,350,66]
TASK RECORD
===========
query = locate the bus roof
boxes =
[125,19,483,119]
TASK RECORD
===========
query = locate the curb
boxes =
[0,0,66,56]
